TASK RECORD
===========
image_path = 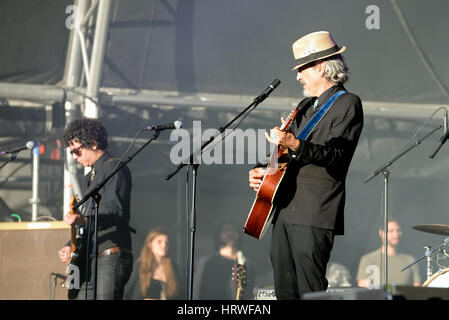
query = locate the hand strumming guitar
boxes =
[58,246,72,264]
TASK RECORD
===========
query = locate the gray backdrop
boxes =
[1,0,449,292]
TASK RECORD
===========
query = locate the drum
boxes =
[422,268,449,288]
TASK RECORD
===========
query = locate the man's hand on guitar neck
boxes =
[64,212,87,226]
[265,117,300,151]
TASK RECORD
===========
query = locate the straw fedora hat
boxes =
[291,31,346,71]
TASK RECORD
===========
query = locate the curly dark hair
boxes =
[63,118,108,150]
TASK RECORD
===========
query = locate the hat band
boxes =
[295,45,340,66]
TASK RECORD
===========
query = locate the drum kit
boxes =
[402,224,449,288]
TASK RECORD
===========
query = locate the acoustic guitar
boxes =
[67,195,87,300]
[243,106,300,239]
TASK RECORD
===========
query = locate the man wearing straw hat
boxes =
[249,31,364,299]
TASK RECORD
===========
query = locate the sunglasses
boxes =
[69,145,85,156]
[297,61,318,73]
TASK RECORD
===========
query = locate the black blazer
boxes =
[274,84,364,235]
[82,151,133,252]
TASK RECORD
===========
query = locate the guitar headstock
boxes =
[232,263,247,290]
[69,195,81,215]
[279,106,299,131]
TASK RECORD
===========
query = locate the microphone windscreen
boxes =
[174,120,183,129]
[26,141,35,150]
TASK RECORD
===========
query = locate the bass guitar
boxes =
[243,105,300,239]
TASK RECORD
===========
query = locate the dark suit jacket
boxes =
[82,151,133,252]
[274,84,364,235]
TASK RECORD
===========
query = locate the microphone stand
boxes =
[364,124,441,289]
[72,131,160,300]
[166,93,271,300]
[401,237,449,278]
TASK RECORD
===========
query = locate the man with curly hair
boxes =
[58,118,133,300]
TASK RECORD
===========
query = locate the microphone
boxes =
[443,109,448,134]
[429,110,449,159]
[1,141,35,155]
[254,79,281,103]
[145,120,183,132]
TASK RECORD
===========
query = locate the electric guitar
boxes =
[243,105,300,239]
[67,195,87,300]
[232,251,247,300]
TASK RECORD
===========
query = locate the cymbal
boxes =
[412,224,449,236]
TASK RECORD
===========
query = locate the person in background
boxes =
[124,227,183,299]
[326,262,352,288]
[195,221,255,300]
[357,217,421,288]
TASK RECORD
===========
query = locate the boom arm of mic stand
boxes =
[165,100,259,181]
[72,131,160,211]
[401,237,449,272]
[364,125,442,183]
[0,153,18,170]
[429,127,449,159]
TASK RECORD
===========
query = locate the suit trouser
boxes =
[270,212,334,300]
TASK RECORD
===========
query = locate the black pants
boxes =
[76,250,133,300]
[270,212,334,300]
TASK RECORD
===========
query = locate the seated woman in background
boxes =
[124,227,182,299]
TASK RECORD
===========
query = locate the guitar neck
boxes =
[280,105,300,131]
[69,195,79,252]
[236,287,244,300]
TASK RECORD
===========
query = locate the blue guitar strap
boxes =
[296,90,346,140]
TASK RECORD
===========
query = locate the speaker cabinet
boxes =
[0,221,71,299]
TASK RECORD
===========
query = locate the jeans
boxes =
[76,249,133,300]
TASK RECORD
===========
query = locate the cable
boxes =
[391,106,447,158]
[110,128,147,173]
[391,0,449,100]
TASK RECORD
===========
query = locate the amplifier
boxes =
[0,221,70,299]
